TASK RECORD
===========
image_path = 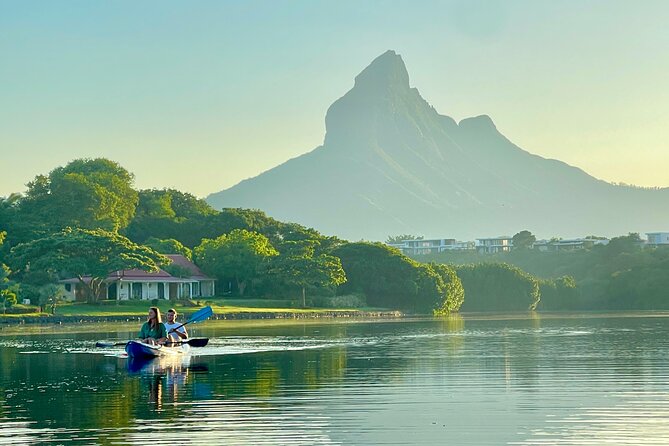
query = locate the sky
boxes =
[1,0,668,198]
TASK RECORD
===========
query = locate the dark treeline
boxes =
[417,233,669,311]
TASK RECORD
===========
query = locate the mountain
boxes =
[207,50,669,241]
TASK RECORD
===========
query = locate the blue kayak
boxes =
[125,341,190,358]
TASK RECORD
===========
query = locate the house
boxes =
[475,236,513,254]
[534,238,609,252]
[59,254,215,301]
[646,232,669,247]
[387,238,474,255]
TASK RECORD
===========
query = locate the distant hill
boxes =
[207,50,669,241]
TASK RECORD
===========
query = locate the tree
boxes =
[194,229,278,296]
[386,234,424,244]
[269,240,346,307]
[430,263,465,315]
[537,276,578,311]
[8,227,169,302]
[37,284,66,314]
[143,237,193,260]
[124,189,217,246]
[333,242,457,313]
[0,289,17,314]
[0,231,15,313]
[456,263,541,311]
[605,233,643,256]
[512,230,536,250]
[15,159,139,242]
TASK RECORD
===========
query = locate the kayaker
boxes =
[139,306,167,345]
[164,308,188,343]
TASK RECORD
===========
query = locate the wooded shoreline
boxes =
[0,309,404,326]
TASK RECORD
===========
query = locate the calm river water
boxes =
[1,314,669,445]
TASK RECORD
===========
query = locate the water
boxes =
[1,315,669,445]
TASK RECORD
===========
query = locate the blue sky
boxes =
[1,0,668,197]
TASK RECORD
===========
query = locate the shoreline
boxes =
[0,309,404,326]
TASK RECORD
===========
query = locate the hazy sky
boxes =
[1,0,668,198]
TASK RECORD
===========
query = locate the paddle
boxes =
[95,338,210,348]
[95,340,130,348]
[170,305,214,332]
[164,338,209,347]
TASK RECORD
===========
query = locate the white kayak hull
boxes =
[125,341,190,358]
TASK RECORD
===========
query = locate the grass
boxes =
[1,297,373,319]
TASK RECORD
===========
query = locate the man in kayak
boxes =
[164,308,188,344]
[139,307,167,345]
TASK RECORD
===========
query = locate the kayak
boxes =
[124,340,191,359]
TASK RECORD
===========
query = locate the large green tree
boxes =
[430,263,465,315]
[194,229,278,296]
[333,242,459,313]
[0,231,17,313]
[269,240,346,307]
[512,230,536,250]
[13,159,138,244]
[124,189,216,246]
[143,237,193,260]
[456,263,541,311]
[8,227,168,302]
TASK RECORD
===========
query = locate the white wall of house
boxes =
[57,284,77,302]
[59,279,215,301]
[117,282,128,300]
[199,280,215,297]
[647,232,669,245]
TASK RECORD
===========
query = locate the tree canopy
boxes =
[143,237,193,260]
[269,240,346,306]
[386,234,424,244]
[7,159,138,246]
[194,229,279,296]
[333,242,462,313]
[0,231,17,312]
[512,230,536,250]
[8,227,168,302]
[456,263,540,312]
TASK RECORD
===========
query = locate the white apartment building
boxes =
[388,238,474,255]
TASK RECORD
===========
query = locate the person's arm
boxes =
[168,324,188,340]
[138,323,148,341]
[156,323,168,345]
[176,325,188,340]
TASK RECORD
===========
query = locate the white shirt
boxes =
[163,322,187,341]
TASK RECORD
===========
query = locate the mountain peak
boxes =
[354,50,410,91]
[207,51,669,241]
[459,115,498,132]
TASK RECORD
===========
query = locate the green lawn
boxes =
[3,298,371,319]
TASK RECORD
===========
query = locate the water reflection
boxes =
[128,356,211,410]
[1,316,669,444]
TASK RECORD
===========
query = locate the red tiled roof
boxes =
[109,268,172,279]
[165,254,211,279]
[60,254,213,283]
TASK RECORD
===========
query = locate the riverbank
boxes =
[0,298,403,326]
[0,310,404,326]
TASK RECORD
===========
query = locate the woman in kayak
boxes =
[139,306,167,345]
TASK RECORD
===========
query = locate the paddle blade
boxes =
[187,305,213,324]
[185,338,209,348]
[96,341,128,348]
